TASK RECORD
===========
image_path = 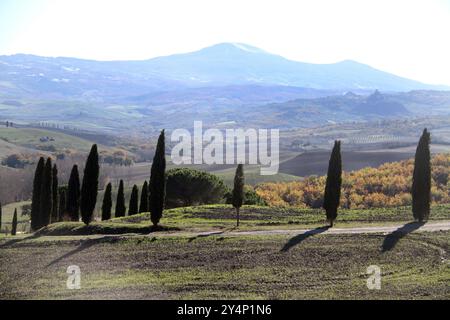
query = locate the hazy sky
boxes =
[1,0,450,85]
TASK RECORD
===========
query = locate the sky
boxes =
[1,0,450,86]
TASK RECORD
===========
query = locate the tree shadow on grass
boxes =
[381,222,425,252]
[46,236,114,267]
[188,231,226,242]
[0,233,41,248]
[281,226,330,252]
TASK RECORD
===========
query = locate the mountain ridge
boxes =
[1,42,448,97]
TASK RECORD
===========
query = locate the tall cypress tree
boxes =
[115,180,126,217]
[11,208,17,236]
[101,183,112,221]
[31,157,45,231]
[129,185,139,216]
[149,130,166,227]
[58,188,66,222]
[80,144,99,225]
[139,181,149,213]
[51,164,58,223]
[67,165,80,222]
[323,140,342,227]
[232,164,245,227]
[39,158,53,228]
[412,129,431,222]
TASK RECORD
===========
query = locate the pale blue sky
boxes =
[1,0,450,85]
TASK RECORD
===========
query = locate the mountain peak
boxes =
[196,42,269,56]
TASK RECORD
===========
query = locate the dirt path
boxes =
[159,220,450,238]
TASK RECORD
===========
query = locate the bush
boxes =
[225,186,267,206]
[166,168,228,208]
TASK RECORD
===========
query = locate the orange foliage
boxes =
[256,154,450,208]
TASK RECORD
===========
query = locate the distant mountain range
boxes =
[0,43,447,102]
[1,43,450,133]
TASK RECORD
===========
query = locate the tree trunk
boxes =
[236,207,240,227]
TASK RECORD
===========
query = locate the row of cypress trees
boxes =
[323,128,432,226]
[100,180,149,220]
[30,157,58,230]
[30,145,100,230]
[30,130,167,230]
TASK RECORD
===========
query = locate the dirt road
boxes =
[166,220,450,238]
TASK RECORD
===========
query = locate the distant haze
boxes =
[1,0,450,86]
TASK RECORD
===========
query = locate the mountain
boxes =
[130,43,445,91]
[0,43,447,102]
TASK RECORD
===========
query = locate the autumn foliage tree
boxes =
[412,129,431,222]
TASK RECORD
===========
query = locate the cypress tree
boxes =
[58,189,66,222]
[51,164,58,223]
[412,129,431,222]
[149,130,166,227]
[323,140,342,227]
[139,181,149,213]
[67,165,80,222]
[232,164,245,227]
[129,185,139,216]
[31,157,45,231]
[11,209,17,236]
[115,180,126,217]
[39,158,53,228]
[80,144,99,225]
[101,183,112,221]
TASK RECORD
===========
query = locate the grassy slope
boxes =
[0,231,448,299]
[0,201,30,233]
[0,127,97,153]
[16,204,450,236]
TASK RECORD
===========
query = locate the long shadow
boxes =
[281,226,330,252]
[46,236,111,267]
[188,231,225,242]
[0,233,41,248]
[381,222,425,252]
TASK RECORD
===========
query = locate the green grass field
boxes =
[2,203,450,236]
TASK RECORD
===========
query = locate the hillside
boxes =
[256,153,450,208]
